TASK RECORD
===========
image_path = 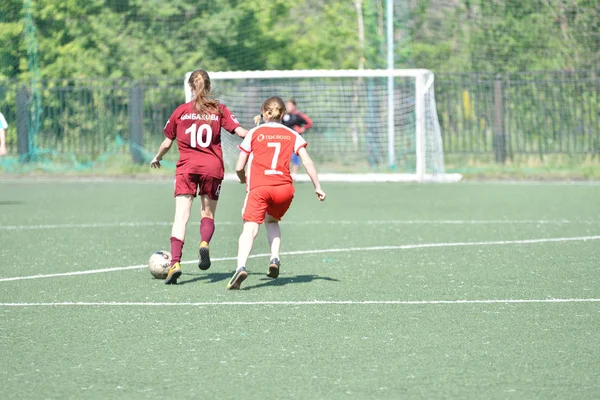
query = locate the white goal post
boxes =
[183,69,462,183]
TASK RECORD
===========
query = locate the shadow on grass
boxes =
[243,274,340,291]
[177,272,232,285]
[177,272,340,289]
[177,271,262,285]
[0,201,24,205]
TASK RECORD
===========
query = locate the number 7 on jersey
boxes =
[265,142,282,175]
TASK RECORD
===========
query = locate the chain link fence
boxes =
[1,71,598,168]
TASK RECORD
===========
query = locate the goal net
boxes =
[184,69,461,183]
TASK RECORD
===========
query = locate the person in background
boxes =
[282,99,312,179]
[0,112,7,156]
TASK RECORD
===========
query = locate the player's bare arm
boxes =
[150,138,173,168]
[297,147,326,201]
[234,127,248,138]
[235,151,249,183]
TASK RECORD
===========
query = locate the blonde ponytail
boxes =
[253,114,262,126]
[258,97,285,123]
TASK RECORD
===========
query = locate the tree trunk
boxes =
[355,0,365,70]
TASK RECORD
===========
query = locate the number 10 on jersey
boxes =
[186,123,213,148]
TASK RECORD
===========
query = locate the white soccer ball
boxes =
[148,251,172,279]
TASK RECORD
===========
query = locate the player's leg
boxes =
[237,221,260,269]
[227,221,259,289]
[165,174,196,284]
[265,213,281,278]
[198,194,217,270]
[166,194,194,284]
[264,184,295,279]
[227,188,268,290]
[197,177,221,270]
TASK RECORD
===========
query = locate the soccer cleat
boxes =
[198,241,211,271]
[267,258,280,279]
[164,262,182,285]
[226,267,248,290]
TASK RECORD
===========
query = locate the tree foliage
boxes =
[0,0,598,81]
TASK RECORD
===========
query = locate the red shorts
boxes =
[174,174,222,200]
[242,184,295,224]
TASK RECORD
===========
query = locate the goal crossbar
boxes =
[186,69,432,82]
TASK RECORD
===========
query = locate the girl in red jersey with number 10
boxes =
[151,69,248,285]
[227,96,326,290]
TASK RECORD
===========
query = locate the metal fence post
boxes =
[129,82,144,164]
[16,85,30,162]
[493,74,506,163]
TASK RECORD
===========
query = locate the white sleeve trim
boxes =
[293,131,307,154]
[239,127,257,153]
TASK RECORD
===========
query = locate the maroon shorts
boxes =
[242,184,295,224]
[174,174,222,200]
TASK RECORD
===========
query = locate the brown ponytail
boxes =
[188,69,220,114]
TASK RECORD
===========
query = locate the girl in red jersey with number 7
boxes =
[227,96,326,290]
[150,69,248,285]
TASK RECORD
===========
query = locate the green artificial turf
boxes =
[1,180,599,399]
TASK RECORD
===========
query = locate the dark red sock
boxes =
[170,237,184,265]
[200,217,215,244]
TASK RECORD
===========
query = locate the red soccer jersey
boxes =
[164,102,240,178]
[238,122,307,191]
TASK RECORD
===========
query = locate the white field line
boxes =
[0,255,237,283]
[1,221,175,230]
[1,235,599,283]
[460,180,600,187]
[2,219,599,231]
[0,178,174,184]
[2,177,600,186]
[0,298,599,307]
